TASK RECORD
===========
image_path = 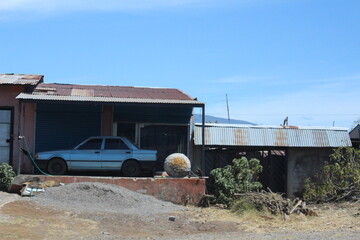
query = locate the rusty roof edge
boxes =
[194,123,349,131]
[193,126,352,147]
[16,93,204,105]
[0,74,44,86]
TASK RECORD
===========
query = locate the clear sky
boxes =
[1,0,359,129]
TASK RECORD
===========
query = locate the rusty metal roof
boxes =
[0,73,43,85]
[16,83,203,106]
[194,123,351,147]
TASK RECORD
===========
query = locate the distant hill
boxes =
[193,114,255,125]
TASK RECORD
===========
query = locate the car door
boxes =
[69,138,103,170]
[101,138,132,169]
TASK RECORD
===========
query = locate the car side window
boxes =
[105,139,129,150]
[77,139,103,150]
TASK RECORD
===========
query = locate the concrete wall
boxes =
[31,175,206,205]
[287,147,333,198]
[0,86,36,173]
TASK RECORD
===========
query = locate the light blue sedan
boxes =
[34,136,157,176]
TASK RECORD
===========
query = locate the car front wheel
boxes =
[47,158,67,175]
[122,160,140,177]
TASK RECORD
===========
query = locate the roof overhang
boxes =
[16,93,204,107]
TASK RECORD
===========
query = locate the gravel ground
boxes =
[2,184,358,240]
[29,182,183,215]
[87,230,360,240]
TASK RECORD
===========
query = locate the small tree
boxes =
[0,163,16,192]
[210,157,263,206]
[303,147,360,203]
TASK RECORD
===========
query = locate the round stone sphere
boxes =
[163,153,191,177]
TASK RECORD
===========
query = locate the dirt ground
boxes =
[0,191,359,240]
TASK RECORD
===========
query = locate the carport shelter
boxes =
[193,123,352,198]
[16,83,204,173]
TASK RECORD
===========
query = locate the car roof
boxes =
[88,136,125,139]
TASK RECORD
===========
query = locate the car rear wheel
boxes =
[47,158,67,175]
[122,160,140,177]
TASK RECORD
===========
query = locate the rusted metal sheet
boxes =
[16,83,204,106]
[194,124,352,147]
[0,74,43,85]
[30,83,196,100]
[71,88,95,97]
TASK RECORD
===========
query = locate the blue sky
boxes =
[1,0,359,128]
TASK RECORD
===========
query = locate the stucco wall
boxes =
[20,103,36,173]
[0,85,22,170]
[0,86,35,173]
[287,147,333,198]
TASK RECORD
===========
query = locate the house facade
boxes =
[1,74,205,174]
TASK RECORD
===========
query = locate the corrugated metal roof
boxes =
[194,124,351,147]
[17,93,203,105]
[0,73,43,85]
[31,83,195,100]
[16,83,203,106]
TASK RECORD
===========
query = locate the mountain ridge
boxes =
[193,114,255,125]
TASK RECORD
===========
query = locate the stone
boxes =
[163,153,191,177]
[283,213,290,221]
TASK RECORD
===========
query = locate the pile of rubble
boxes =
[235,191,318,218]
[30,182,183,215]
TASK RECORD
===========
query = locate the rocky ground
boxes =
[0,183,359,240]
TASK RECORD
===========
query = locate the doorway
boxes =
[0,108,13,165]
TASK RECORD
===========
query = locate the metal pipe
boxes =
[201,105,205,173]
[17,101,22,175]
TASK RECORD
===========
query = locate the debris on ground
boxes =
[197,194,215,208]
[234,191,318,217]
[29,182,183,215]
[9,175,63,196]
[20,180,63,196]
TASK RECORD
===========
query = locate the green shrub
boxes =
[210,157,263,207]
[303,147,360,203]
[0,163,16,192]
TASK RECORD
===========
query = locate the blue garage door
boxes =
[35,103,102,152]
